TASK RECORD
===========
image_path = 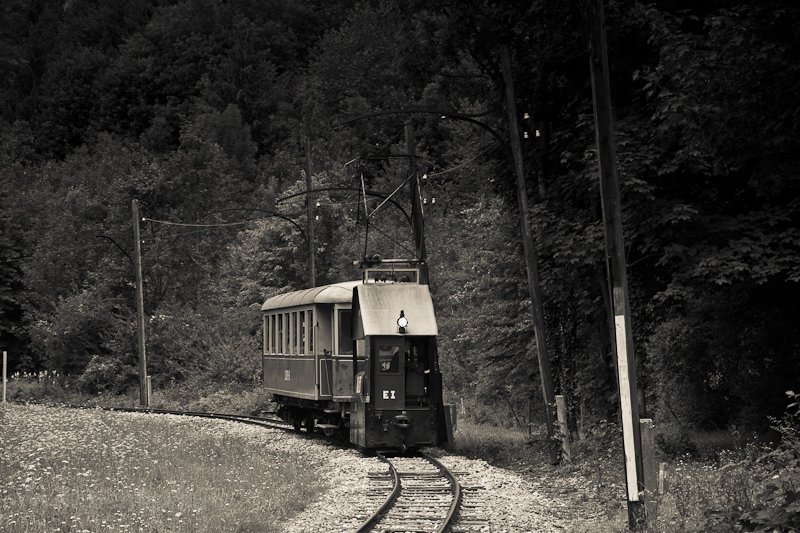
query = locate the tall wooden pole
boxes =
[304,136,316,288]
[2,350,7,404]
[585,0,645,527]
[500,44,559,465]
[131,199,149,407]
[404,123,429,285]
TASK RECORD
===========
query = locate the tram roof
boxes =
[261,280,361,311]
[354,283,438,336]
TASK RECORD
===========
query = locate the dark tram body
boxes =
[261,265,450,451]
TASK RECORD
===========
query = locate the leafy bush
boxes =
[145,304,260,384]
[655,424,699,458]
[692,390,800,532]
[150,378,274,416]
[76,355,138,394]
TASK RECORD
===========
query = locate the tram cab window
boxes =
[377,345,400,374]
[405,343,427,403]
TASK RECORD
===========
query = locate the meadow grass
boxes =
[4,374,275,416]
[450,418,537,463]
[0,404,324,532]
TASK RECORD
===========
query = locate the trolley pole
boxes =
[585,0,645,527]
[404,123,429,285]
[131,199,149,407]
[304,135,316,288]
[500,44,559,465]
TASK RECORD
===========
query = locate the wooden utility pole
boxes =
[404,123,429,285]
[585,0,645,528]
[131,199,149,407]
[2,350,7,404]
[500,44,559,465]
[304,136,316,288]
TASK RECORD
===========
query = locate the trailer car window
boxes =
[308,310,314,354]
[338,309,352,355]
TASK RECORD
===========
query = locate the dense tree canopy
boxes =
[1,0,799,432]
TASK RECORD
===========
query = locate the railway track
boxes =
[356,451,461,533]
[106,406,294,431]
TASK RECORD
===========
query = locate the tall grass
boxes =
[451,415,800,532]
[4,373,276,416]
[1,404,324,532]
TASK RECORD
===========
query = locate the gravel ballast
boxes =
[193,419,571,532]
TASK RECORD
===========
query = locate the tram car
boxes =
[260,263,451,451]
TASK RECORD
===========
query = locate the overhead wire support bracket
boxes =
[368,173,414,219]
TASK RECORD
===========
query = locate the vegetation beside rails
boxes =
[0,403,324,532]
[451,392,800,533]
[3,372,274,415]
[6,375,799,531]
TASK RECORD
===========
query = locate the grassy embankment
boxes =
[6,375,799,531]
[0,403,323,533]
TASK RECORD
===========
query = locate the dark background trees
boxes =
[1,0,799,435]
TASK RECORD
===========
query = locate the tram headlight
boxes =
[397,310,408,333]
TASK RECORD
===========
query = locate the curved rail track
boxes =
[107,406,293,430]
[356,451,461,533]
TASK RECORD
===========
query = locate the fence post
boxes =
[556,395,571,462]
[658,462,669,495]
[640,419,657,524]
[146,375,152,408]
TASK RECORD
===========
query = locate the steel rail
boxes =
[102,406,301,433]
[356,452,461,533]
[354,453,402,533]
[422,451,463,533]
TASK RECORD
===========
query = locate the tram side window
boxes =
[285,313,291,354]
[308,310,314,354]
[291,312,298,354]
[377,345,400,374]
[268,315,270,354]
[277,314,283,354]
[271,315,277,354]
[298,312,304,354]
[338,309,352,355]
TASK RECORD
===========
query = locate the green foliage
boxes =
[28,287,133,375]
[76,355,137,395]
[646,285,800,432]
[152,381,276,416]
[2,0,800,443]
[145,304,260,384]
[432,196,534,420]
[700,394,800,532]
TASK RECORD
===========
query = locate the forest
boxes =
[1,0,799,444]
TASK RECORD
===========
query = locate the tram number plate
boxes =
[284,370,291,381]
[382,390,396,400]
